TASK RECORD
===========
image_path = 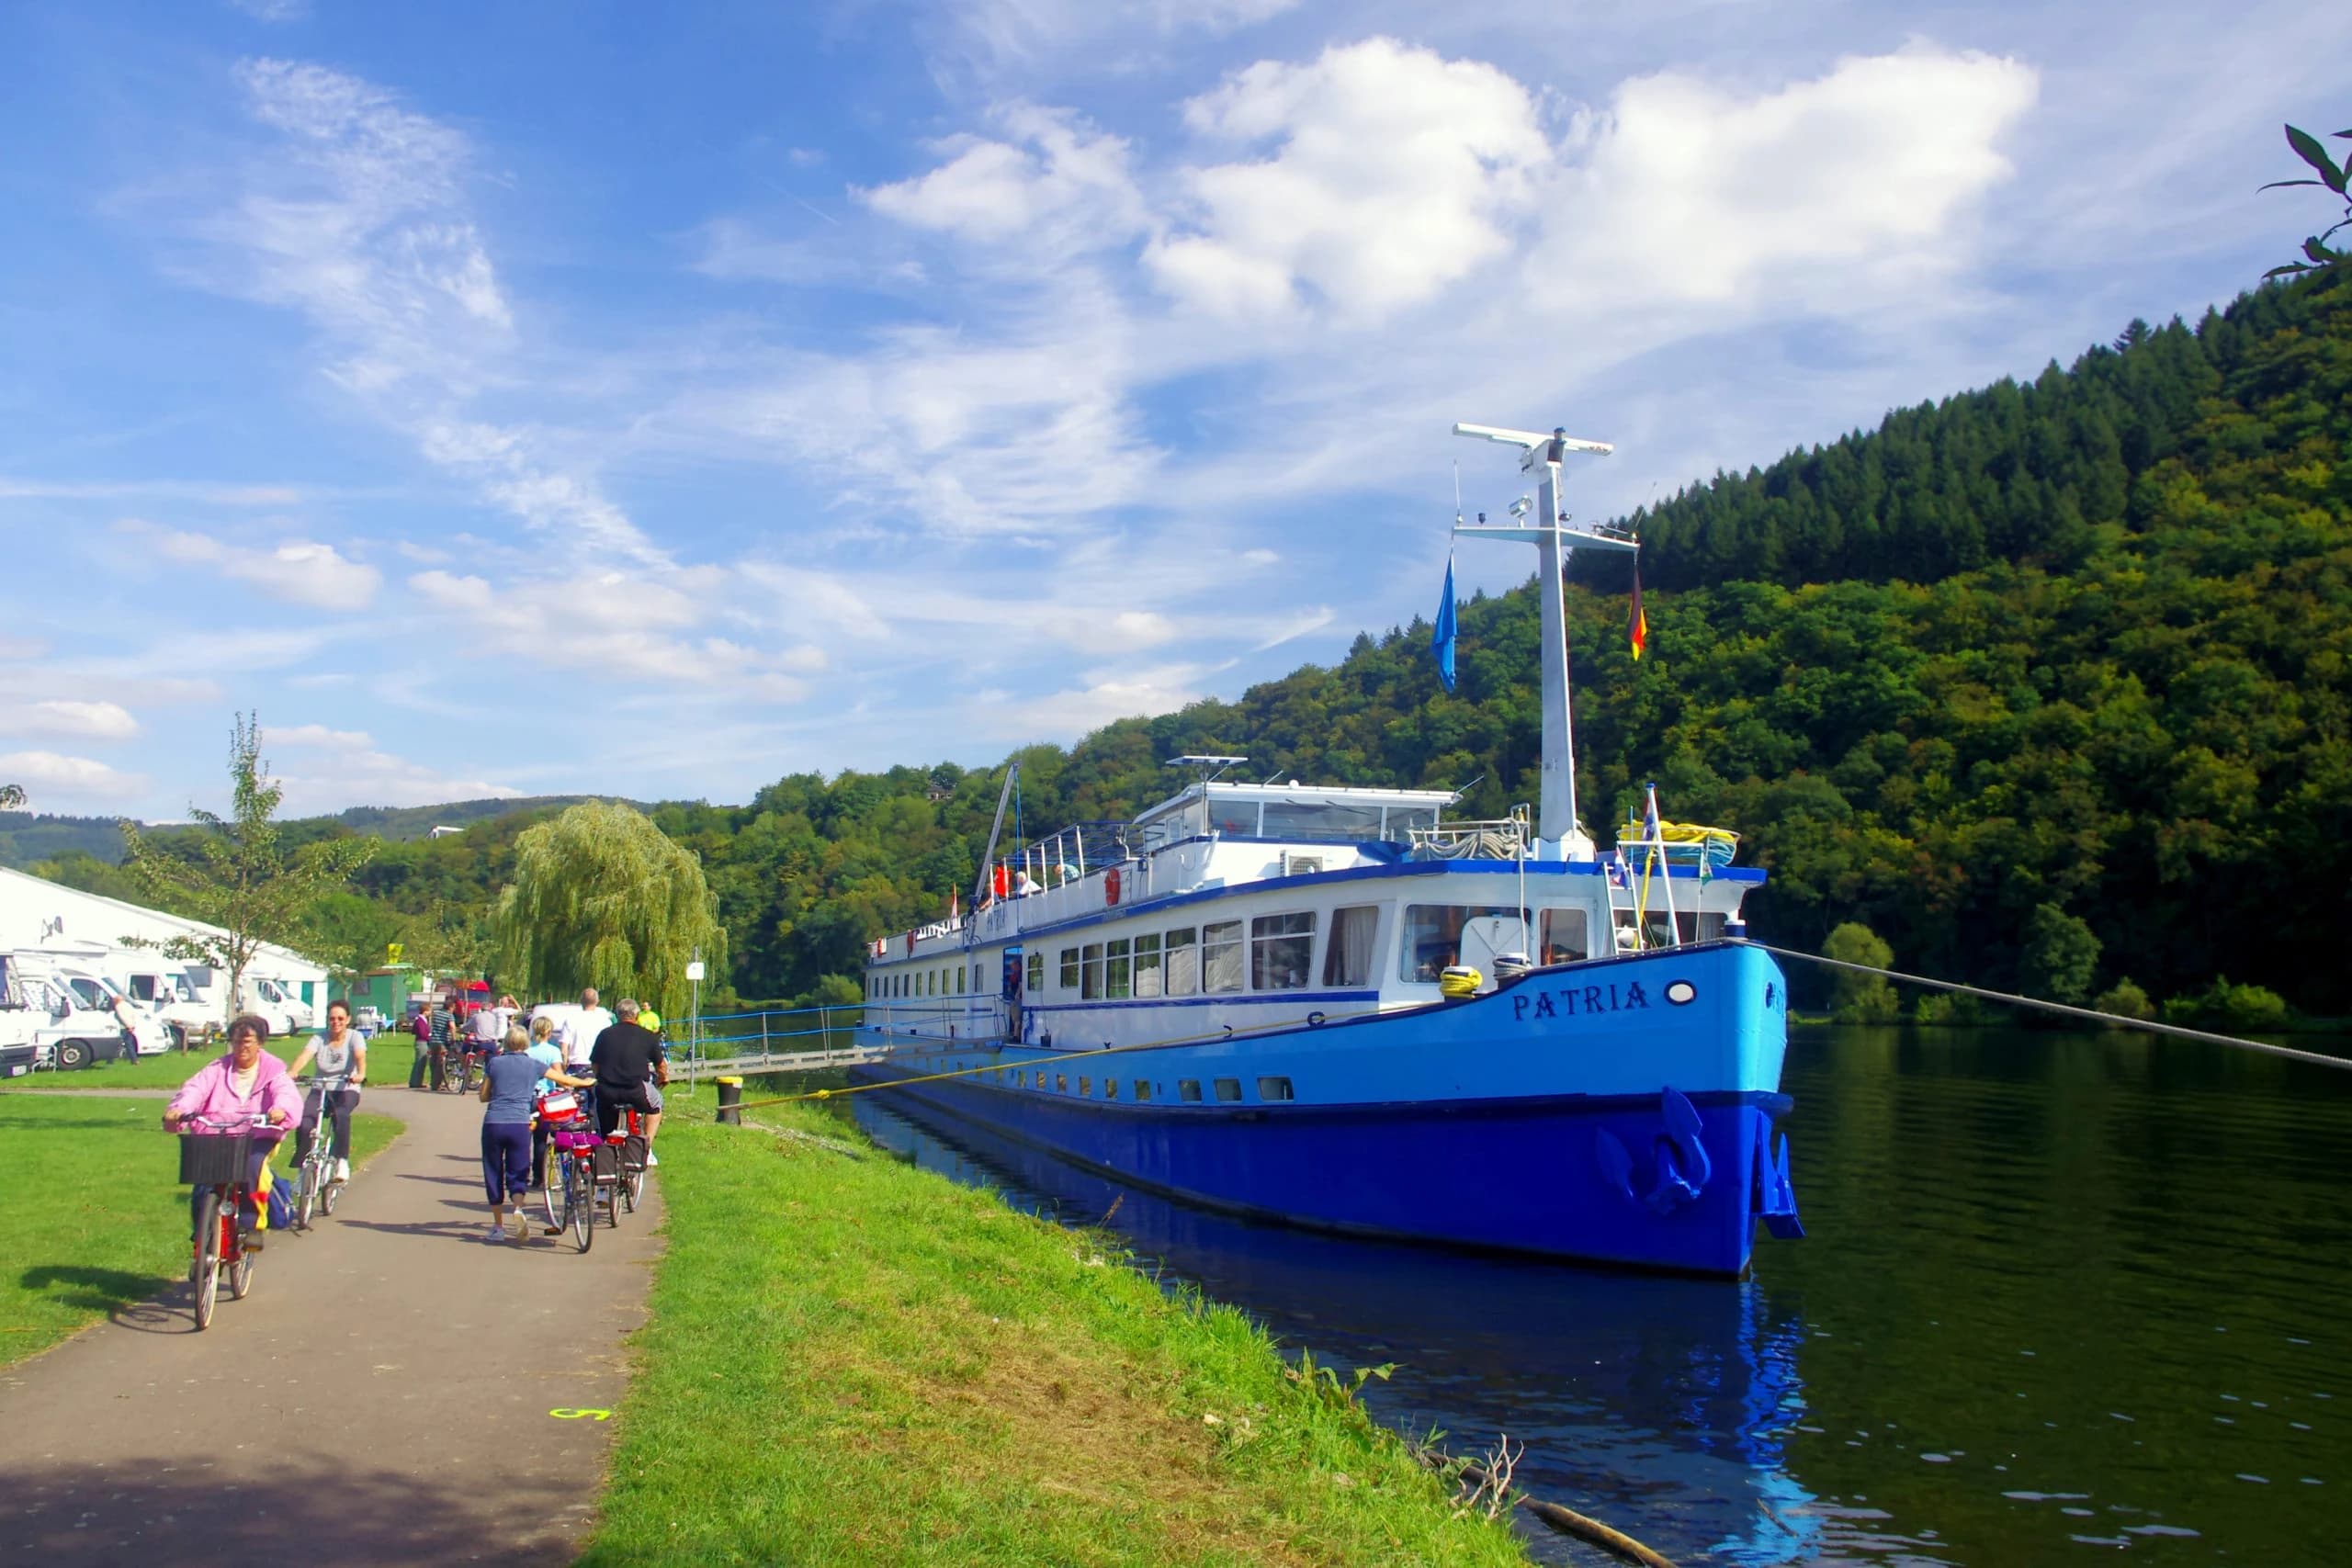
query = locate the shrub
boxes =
[2160,976,2293,1032]
[2094,977,2154,1021]
[1822,922,1901,1023]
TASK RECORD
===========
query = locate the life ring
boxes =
[1104,867,1121,905]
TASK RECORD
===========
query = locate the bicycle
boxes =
[609,1100,650,1218]
[535,1088,596,1253]
[441,1044,483,1094]
[175,1112,277,1331]
[291,1076,357,1229]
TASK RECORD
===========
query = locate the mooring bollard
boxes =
[716,1076,742,1125]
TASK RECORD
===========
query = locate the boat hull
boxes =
[851,942,1800,1276]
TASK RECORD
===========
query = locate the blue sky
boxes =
[1,0,2343,820]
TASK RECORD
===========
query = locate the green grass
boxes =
[2,1046,408,1093]
[580,1102,1530,1568]
[0,1095,402,1366]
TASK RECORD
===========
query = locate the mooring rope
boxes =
[1749,942,2352,1073]
[727,1005,1388,1112]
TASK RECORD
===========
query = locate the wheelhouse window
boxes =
[1080,943,1104,999]
[1059,947,1080,990]
[1382,807,1437,839]
[1210,800,1260,836]
[1164,929,1199,996]
[1399,905,1526,982]
[1542,908,1590,964]
[1202,920,1245,993]
[1250,912,1315,990]
[1261,801,1384,841]
[1322,905,1379,987]
[1133,932,1163,998]
[1106,937,1132,999]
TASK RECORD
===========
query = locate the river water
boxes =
[833,1025,2350,1565]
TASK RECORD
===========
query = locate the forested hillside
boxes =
[28,268,2349,1015]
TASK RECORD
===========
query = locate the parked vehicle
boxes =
[117,964,217,1049]
[0,955,40,1078]
[6,952,162,1067]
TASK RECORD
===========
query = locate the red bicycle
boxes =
[175,1112,277,1330]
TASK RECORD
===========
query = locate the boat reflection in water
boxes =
[854,1094,1827,1567]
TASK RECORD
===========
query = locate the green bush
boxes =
[2161,976,2292,1032]
[2094,977,2155,1021]
[1822,922,1901,1023]
[1914,990,1991,1026]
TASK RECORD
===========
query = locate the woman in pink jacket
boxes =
[164,1015,300,1248]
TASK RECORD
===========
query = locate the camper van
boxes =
[114,963,217,1048]
[7,952,170,1067]
[0,954,40,1077]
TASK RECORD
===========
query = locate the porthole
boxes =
[1257,1077,1294,1101]
[1079,1077,1091,1097]
[1213,1077,1242,1103]
[1179,1079,1203,1103]
[1665,979,1698,1006]
[1133,1080,1151,1102]
[1056,1075,1068,1093]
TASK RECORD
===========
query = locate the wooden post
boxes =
[716,1076,742,1125]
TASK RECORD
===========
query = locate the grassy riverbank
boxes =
[0,1094,401,1365]
[582,1101,1530,1567]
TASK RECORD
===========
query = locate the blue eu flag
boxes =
[1431,553,1458,694]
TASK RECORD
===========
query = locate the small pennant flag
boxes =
[1430,552,1459,694]
[1629,558,1649,661]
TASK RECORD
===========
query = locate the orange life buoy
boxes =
[1104,867,1121,905]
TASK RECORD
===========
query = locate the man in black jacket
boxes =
[588,998,665,1164]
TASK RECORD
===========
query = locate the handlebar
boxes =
[178,1112,276,1132]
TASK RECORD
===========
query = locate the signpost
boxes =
[685,953,706,1091]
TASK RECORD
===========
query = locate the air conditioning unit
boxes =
[1283,854,1325,876]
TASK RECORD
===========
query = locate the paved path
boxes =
[0,1087,662,1566]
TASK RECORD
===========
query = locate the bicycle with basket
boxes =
[175,1111,277,1330]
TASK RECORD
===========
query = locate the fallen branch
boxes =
[1415,1446,1679,1568]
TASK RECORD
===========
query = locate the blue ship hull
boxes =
[852,942,1802,1276]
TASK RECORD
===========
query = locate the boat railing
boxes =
[1408,818,1528,861]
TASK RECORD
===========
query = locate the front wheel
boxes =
[568,1161,594,1253]
[191,1190,222,1330]
[321,1175,340,1217]
[57,1038,93,1071]
[229,1242,254,1300]
[295,1168,317,1231]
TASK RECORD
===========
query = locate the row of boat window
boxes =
[985,1066,1295,1104]
[867,903,1724,1003]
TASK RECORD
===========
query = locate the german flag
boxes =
[1629,559,1649,661]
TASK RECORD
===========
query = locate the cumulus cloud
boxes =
[1148,37,1551,320]
[259,723,525,813]
[861,105,1147,249]
[409,569,822,702]
[0,750,149,806]
[0,700,141,742]
[138,524,382,608]
[1544,45,2040,309]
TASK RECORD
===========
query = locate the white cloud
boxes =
[986,663,1207,739]
[228,0,309,20]
[0,635,50,661]
[0,750,149,806]
[265,734,526,815]
[0,701,141,742]
[1543,45,2040,309]
[1148,37,1552,320]
[407,569,821,702]
[135,524,382,608]
[861,104,1146,249]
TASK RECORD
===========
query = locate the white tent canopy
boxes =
[0,865,329,1000]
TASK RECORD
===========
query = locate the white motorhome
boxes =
[0,954,40,1077]
[114,963,215,1048]
[6,951,164,1068]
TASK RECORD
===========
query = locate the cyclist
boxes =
[524,1014,593,1213]
[589,998,664,1166]
[162,1014,299,1248]
[287,999,368,1183]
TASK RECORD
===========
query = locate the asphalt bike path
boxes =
[0,1085,662,1565]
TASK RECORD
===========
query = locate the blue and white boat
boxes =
[853,423,1803,1275]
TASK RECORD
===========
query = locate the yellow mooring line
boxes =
[730,1005,1388,1112]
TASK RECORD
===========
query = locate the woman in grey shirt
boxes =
[479,1027,545,1243]
[288,1000,367,1183]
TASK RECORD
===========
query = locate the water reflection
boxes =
[825,1024,2351,1566]
[853,1093,1833,1565]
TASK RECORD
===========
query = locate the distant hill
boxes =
[0,794,647,869]
[0,813,129,869]
[320,795,634,841]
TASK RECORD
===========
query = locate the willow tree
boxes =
[495,800,726,1019]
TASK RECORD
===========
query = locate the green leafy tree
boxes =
[2261,121,2352,278]
[2018,903,2101,1005]
[1821,922,1901,1023]
[2094,978,2154,1021]
[494,800,727,1019]
[0,784,24,808]
[119,714,376,1024]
